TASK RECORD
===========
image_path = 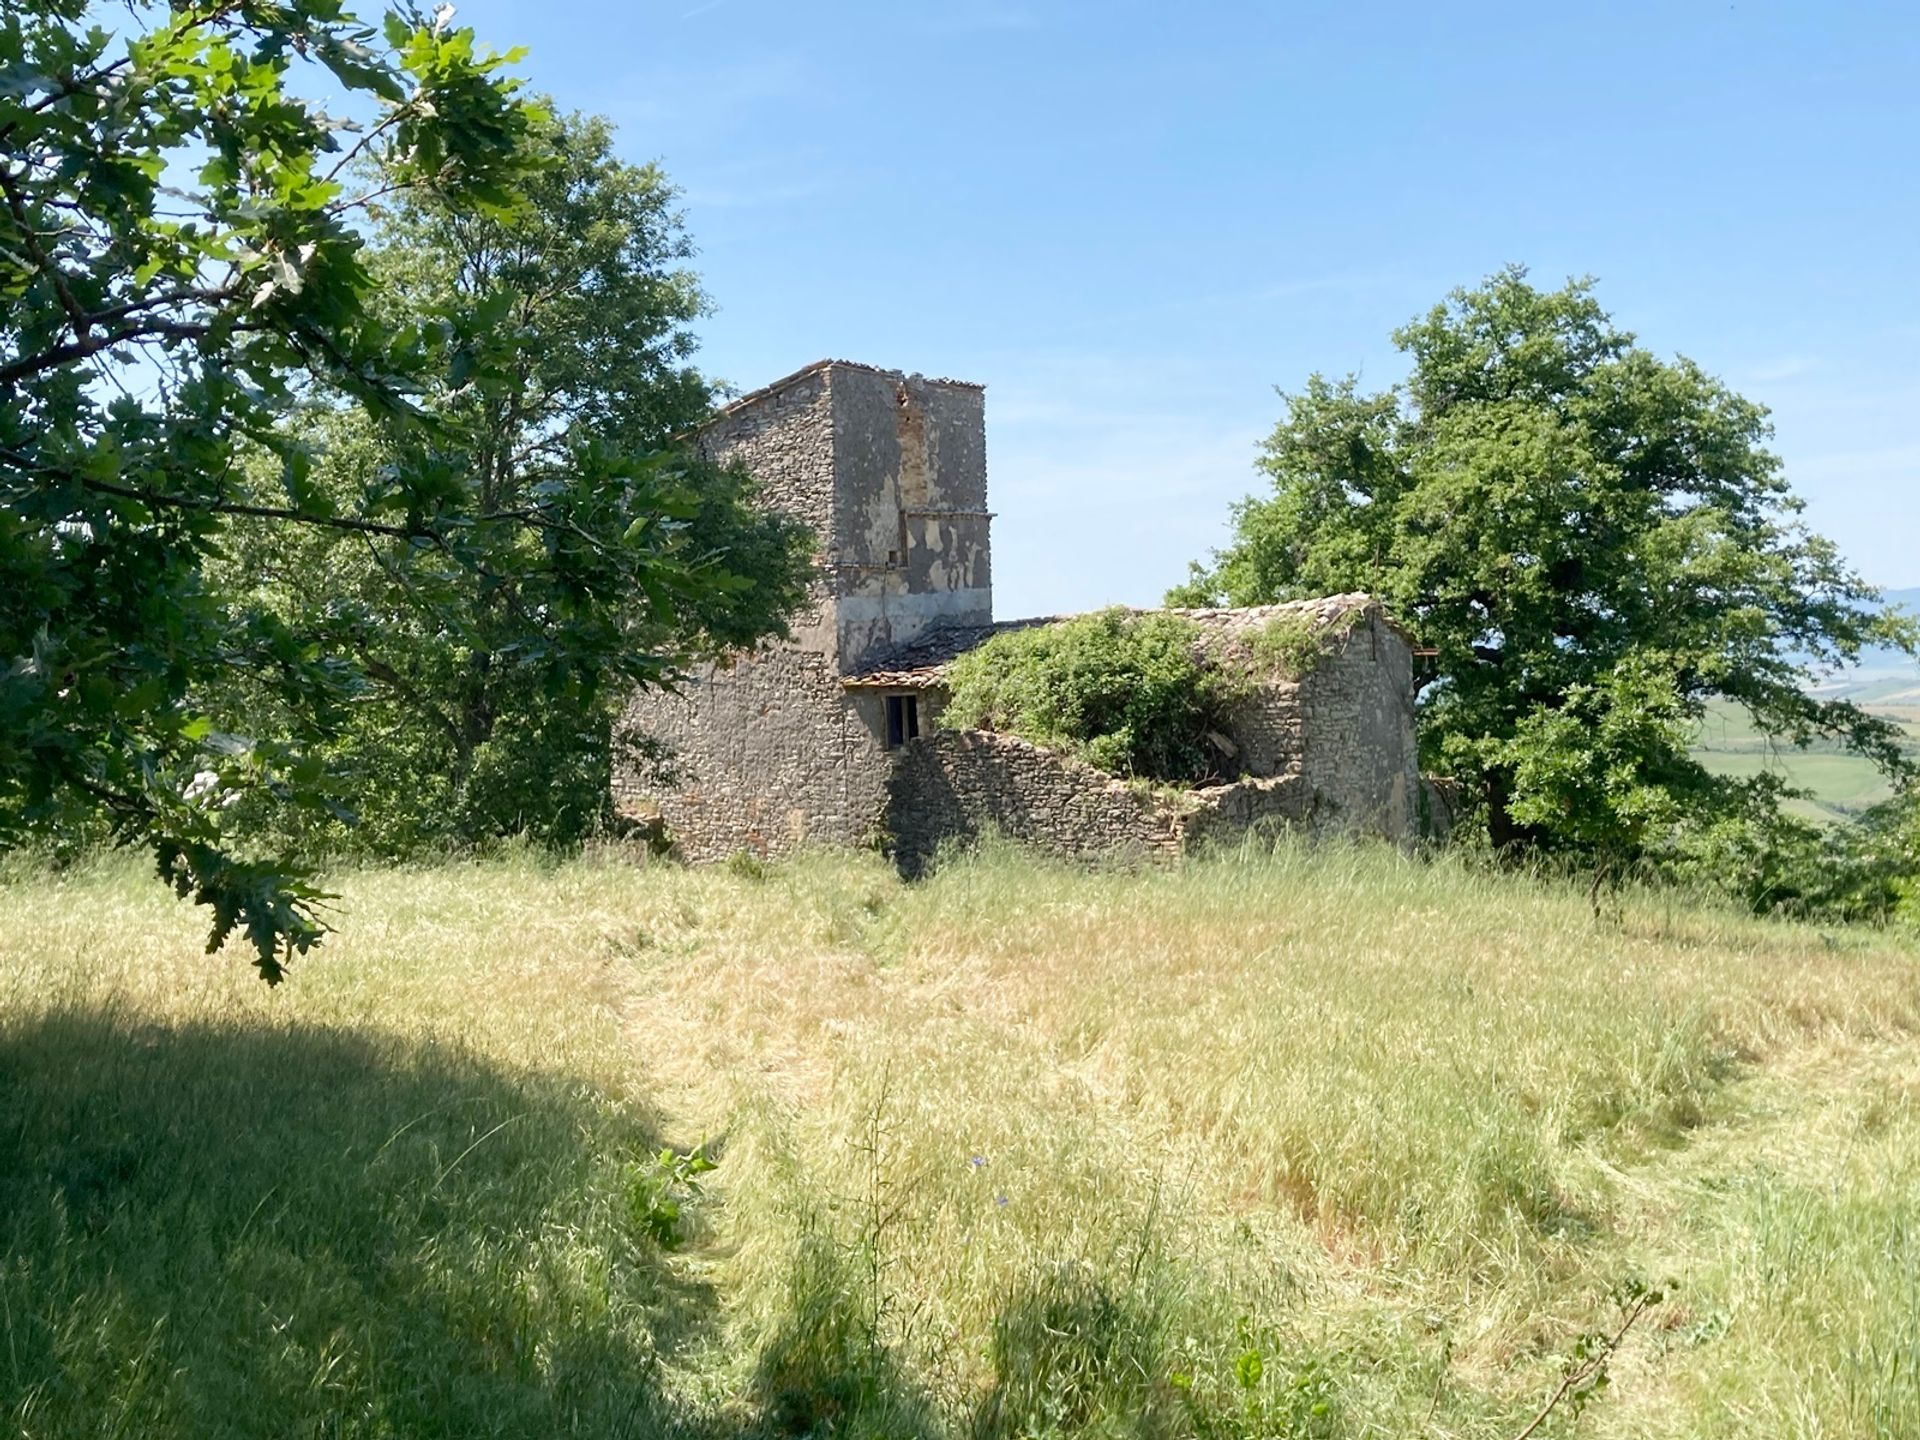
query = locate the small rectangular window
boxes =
[885,694,920,749]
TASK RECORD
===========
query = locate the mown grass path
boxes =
[2,845,1917,1437]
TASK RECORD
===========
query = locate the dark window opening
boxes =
[885,694,920,749]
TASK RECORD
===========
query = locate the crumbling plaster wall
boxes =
[829,368,992,672]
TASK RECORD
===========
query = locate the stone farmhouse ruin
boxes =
[614,360,1420,868]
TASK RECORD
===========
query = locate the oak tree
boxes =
[1175,268,1916,869]
[0,4,805,977]
[208,111,811,853]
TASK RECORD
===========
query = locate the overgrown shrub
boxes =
[1245,612,1346,679]
[940,610,1246,783]
[1660,776,1920,927]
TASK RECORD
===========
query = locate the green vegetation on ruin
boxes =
[937,607,1353,786]
[940,609,1253,783]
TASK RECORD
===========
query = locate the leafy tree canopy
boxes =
[1174,267,1917,865]
[207,110,812,855]
[0,3,808,978]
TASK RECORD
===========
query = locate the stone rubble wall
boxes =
[615,362,996,859]
[617,357,1418,868]
[1176,772,1312,852]
[615,649,897,863]
[883,611,1420,871]
[693,366,840,659]
[1219,681,1306,777]
[884,730,1182,874]
[1295,613,1420,841]
[884,728,1388,875]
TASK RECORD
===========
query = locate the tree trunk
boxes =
[1484,767,1544,853]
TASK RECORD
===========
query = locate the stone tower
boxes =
[614,360,994,857]
[694,359,992,673]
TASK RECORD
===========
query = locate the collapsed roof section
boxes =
[840,592,1397,691]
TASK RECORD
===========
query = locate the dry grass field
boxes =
[2,841,1918,1437]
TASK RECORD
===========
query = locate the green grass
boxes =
[2,844,1919,1437]
[1692,698,1917,822]
[1694,750,1897,821]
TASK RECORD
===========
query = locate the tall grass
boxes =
[2,840,1916,1436]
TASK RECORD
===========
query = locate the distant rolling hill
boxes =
[1795,585,1920,679]
[1696,584,1920,822]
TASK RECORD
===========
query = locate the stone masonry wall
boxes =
[1219,681,1305,778]
[885,734,1329,874]
[616,357,1416,869]
[615,649,895,862]
[693,365,838,658]
[882,608,1420,871]
[1295,612,1419,841]
[614,361,994,862]
[884,730,1182,875]
[1177,773,1312,851]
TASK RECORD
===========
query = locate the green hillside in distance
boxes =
[1695,688,1919,824]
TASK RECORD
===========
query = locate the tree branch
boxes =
[0,316,241,386]
[353,648,470,758]
[0,165,93,341]
[1509,1292,1656,1440]
[0,455,432,541]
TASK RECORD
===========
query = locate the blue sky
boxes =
[450,0,1918,618]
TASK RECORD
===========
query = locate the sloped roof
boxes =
[842,593,1395,691]
[841,617,1056,690]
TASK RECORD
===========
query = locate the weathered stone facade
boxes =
[880,605,1420,874]
[613,359,1421,868]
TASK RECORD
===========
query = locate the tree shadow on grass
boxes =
[0,1010,728,1439]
